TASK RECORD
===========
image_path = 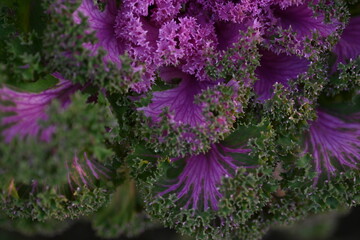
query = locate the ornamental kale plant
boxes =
[0,0,359,239]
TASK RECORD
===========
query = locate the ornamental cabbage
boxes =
[0,0,359,239]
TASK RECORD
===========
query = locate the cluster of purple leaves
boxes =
[0,0,360,239]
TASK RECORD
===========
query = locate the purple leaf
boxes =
[304,110,360,182]
[73,0,125,65]
[273,1,338,39]
[159,143,251,210]
[138,70,212,126]
[0,73,78,142]
[254,49,309,100]
[333,16,360,67]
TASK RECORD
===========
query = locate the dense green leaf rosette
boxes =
[127,121,280,240]
[237,90,359,240]
[0,93,122,221]
[234,87,360,240]
[231,154,360,240]
[231,108,359,239]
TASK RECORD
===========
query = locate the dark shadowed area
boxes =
[2,206,360,240]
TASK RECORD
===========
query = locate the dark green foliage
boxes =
[0,1,48,84]
[0,93,121,221]
[326,56,360,95]
[129,123,278,240]
[91,180,157,238]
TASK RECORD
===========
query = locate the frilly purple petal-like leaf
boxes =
[159,143,251,210]
[0,73,78,142]
[305,110,360,182]
[138,72,210,126]
[254,49,310,100]
[215,21,247,51]
[73,0,125,65]
[273,1,338,39]
[333,16,360,67]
